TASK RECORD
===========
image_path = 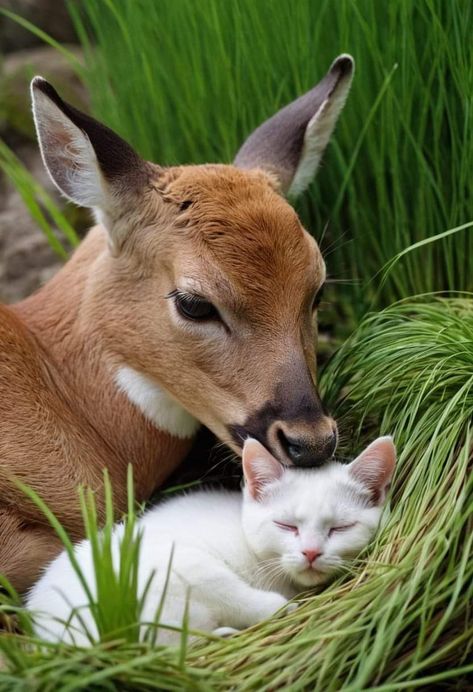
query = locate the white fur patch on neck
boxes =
[115,366,200,439]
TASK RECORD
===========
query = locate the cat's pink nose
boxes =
[302,549,321,565]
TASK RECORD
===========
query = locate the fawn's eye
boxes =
[312,283,325,311]
[274,521,299,534]
[329,522,357,536]
[170,290,220,322]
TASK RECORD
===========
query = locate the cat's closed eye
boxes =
[273,521,298,534]
[328,522,357,536]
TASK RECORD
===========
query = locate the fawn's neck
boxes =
[14,225,197,500]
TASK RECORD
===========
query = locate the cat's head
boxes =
[241,436,396,588]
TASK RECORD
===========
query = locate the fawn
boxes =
[0,55,354,592]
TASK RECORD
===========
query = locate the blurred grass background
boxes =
[0,0,472,689]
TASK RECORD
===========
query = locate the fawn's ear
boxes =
[348,436,396,505]
[31,77,149,249]
[234,54,354,197]
[242,438,284,501]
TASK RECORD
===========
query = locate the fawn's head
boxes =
[31,55,354,466]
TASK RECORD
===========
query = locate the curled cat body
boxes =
[26,436,396,646]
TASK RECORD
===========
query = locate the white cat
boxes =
[26,436,395,646]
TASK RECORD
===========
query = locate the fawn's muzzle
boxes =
[229,379,338,467]
[271,420,338,467]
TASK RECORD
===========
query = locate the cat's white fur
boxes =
[26,436,395,646]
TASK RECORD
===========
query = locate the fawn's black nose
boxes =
[278,428,337,467]
[227,363,338,468]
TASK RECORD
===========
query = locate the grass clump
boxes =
[1,296,471,689]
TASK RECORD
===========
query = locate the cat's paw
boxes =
[284,601,299,615]
[255,591,289,621]
[213,627,240,638]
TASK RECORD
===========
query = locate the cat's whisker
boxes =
[259,566,288,592]
[258,561,284,576]
[251,561,285,587]
[243,557,279,575]
[251,559,287,588]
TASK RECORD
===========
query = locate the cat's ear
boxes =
[348,436,396,504]
[242,438,284,501]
